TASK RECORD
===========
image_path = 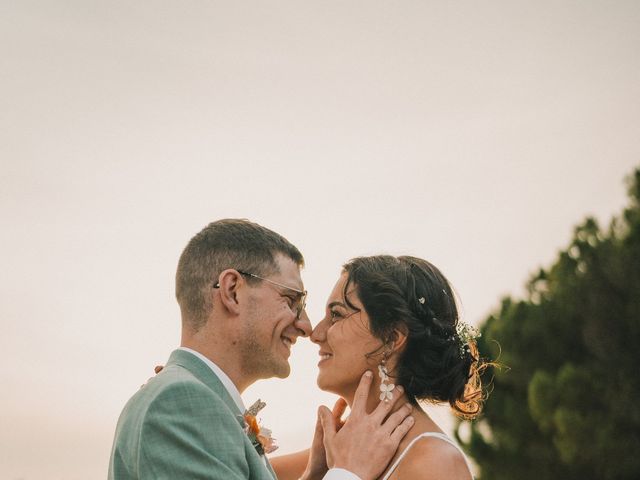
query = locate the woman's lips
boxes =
[318,352,332,365]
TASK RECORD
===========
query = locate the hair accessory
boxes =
[418,297,425,304]
[454,322,481,357]
[378,358,395,402]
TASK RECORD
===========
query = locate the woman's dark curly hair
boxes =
[342,255,486,419]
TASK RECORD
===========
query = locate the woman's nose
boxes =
[310,318,328,344]
[294,309,312,337]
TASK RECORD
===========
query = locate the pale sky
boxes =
[1,1,639,479]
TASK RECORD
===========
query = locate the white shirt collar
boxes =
[177,347,246,413]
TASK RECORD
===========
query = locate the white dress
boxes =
[381,432,474,480]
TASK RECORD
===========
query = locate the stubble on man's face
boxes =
[239,295,291,380]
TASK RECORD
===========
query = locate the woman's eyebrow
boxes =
[327,301,347,309]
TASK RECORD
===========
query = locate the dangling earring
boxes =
[378,355,395,402]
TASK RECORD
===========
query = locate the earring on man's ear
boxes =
[378,352,395,402]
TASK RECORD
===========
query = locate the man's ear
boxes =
[216,269,243,315]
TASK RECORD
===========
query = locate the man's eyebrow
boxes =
[277,288,301,299]
[273,278,304,293]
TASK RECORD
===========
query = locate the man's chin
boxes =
[263,361,290,379]
[275,363,291,378]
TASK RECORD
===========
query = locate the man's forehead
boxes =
[273,254,304,286]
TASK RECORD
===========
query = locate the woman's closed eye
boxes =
[328,307,360,324]
[329,309,344,324]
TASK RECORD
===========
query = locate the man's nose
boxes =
[294,309,312,337]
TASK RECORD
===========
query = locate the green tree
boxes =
[457,168,640,480]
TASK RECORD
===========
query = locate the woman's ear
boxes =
[216,269,243,315]
[389,327,408,353]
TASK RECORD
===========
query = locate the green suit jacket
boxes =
[109,349,276,480]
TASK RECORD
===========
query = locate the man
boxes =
[109,219,413,480]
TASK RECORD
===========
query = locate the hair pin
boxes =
[455,322,481,357]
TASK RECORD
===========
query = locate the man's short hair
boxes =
[175,219,304,330]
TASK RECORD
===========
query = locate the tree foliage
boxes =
[457,168,640,479]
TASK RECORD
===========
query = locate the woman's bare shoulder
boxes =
[390,435,472,480]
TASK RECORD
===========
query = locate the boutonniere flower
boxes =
[242,399,278,455]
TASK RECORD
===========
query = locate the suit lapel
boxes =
[165,349,275,479]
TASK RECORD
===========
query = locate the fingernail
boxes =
[405,403,412,410]
[408,416,415,423]
[365,370,373,378]
[396,385,404,393]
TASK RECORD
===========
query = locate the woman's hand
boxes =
[319,371,414,480]
[301,398,347,480]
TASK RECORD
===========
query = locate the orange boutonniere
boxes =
[242,399,278,455]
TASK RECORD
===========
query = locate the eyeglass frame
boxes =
[213,269,307,320]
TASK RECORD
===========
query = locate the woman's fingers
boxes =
[332,398,348,430]
[319,406,336,443]
[389,414,415,444]
[370,385,405,424]
[350,371,374,415]
[313,407,325,441]
[381,401,413,436]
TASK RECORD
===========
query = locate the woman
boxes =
[273,255,486,480]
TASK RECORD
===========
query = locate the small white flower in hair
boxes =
[418,297,425,304]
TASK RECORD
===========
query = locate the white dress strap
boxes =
[381,432,473,480]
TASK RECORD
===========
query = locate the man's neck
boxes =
[180,336,253,393]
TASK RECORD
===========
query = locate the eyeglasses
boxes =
[214,270,307,320]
